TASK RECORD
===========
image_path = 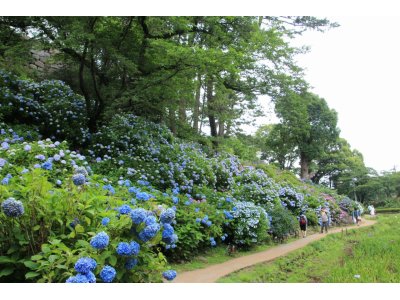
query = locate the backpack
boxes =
[300,216,306,225]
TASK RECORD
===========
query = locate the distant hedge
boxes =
[375,208,400,213]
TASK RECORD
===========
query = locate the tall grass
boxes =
[219,215,400,283]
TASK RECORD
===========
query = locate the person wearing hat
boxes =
[320,207,329,233]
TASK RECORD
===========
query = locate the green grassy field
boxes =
[218,215,400,283]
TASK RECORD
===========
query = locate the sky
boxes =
[249,16,400,173]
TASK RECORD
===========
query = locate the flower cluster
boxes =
[116,241,140,256]
[66,256,97,283]
[100,265,116,283]
[90,232,110,250]
[228,201,269,246]
[1,197,24,217]
[162,270,177,281]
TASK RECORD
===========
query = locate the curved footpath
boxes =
[173,219,376,283]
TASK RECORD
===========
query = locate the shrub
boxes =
[225,201,270,247]
[268,205,298,241]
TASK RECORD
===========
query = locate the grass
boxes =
[375,207,400,213]
[170,226,321,273]
[218,214,400,283]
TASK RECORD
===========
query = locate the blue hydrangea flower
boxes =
[66,274,89,283]
[137,180,149,186]
[1,142,9,150]
[74,166,89,177]
[84,271,96,283]
[72,173,86,186]
[125,258,138,270]
[224,210,233,220]
[74,257,97,274]
[128,186,140,194]
[100,265,116,283]
[130,241,140,256]
[130,208,147,224]
[103,184,115,195]
[1,176,10,185]
[118,204,132,215]
[41,161,53,170]
[35,154,46,161]
[139,223,161,242]
[56,180,62,186]
[24,145,31,151]
[101,217,110,226]
[160,208,175,224]
[162,224,176,244]
[144,215,157,226]
[172,196,179,204]
[1,197,24,217]
[210,237,216,247]
[136,191,151,201]
[116,242,132,256]
[90,231,109,250]
[162,270,177,281]
[0,158,6,167]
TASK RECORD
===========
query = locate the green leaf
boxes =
[7,246,18,255]
[24,261,40,269]
[48,255,59,263]
[30,255,43,261]
[75,239,90,248]
[0,268,14,277]
[75,224,85,233]
[50,239,61,245]
[25,272,40,279]
[32,225,41,231]
[41,244,51,254]
[55,264,68,270]
[0,256,16,264]
[109,255,117,266]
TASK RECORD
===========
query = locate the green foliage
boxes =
[268,206,298,240]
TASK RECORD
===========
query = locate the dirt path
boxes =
[173,219,376,283]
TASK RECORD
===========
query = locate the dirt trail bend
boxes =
[174,219,376,283]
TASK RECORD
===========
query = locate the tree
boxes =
[266,91,340,179]
[256,124,297,169]
[0,16,337,142]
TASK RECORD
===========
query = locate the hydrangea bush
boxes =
[225,201,270,247]
[0,69,90,145]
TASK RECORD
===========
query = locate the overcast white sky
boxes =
[249,16,400,173]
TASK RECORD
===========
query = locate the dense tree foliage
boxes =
[0,16,336,141]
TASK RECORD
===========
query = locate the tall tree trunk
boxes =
[169,108,177,135]
[218,119,224,137]
[178,97,186,124]
[193,74,202,133]
[300,152,310,179]
[206,77,218,147]
[199,90,206,133]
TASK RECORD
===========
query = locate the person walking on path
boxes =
[299,214,308,238]
[355,209,361,226]
[320,207,329,233]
